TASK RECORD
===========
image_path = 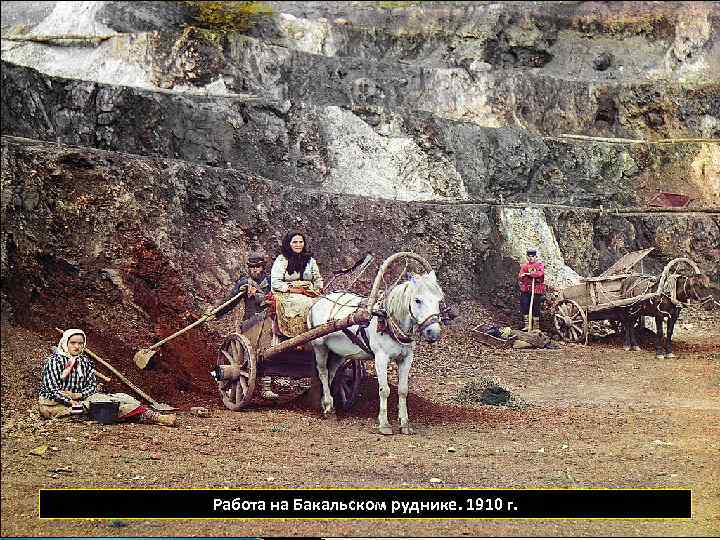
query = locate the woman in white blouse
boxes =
[269,231,324,339]
[271,231,324,294]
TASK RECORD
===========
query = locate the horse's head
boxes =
[681,273,720,305]
[407,270,444,343]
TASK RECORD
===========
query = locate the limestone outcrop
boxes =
[2,61,718,206]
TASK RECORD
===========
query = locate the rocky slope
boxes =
[2,61,718,207]
[2,136,718,397]
[1,1,718,359]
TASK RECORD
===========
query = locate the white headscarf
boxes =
[57,328,86,380]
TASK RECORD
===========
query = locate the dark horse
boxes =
[621,273,718,358]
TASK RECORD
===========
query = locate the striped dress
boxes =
[39,353,97,405]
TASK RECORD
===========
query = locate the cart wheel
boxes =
[553,299,588,344]
[331,358,367,411]
[216,333,257,411]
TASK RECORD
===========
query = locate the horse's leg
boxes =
[374,351,393,435]
[632,316,642,351]
[397,350,414,435]
[654,316,665,359]
[312,342,335,418]
[666,308,679,359]
[623,315,632,351]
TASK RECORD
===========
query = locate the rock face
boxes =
[2,61,718,206]
[2,136,718,397]
[1,1,719,401]
[3,2,719,135]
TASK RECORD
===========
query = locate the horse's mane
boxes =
[384,273,442,325]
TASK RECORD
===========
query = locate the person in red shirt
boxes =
[518,248,545,331]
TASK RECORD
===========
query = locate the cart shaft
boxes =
[261,309,371,360]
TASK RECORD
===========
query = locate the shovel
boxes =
[528,277,536,331]
[55,328,176,412]
[134,286,247,369]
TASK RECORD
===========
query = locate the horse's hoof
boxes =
[632,346,641,352]
[322,409,336,420]
[400,426,415,435]
[666,353,676,359]
[656,354,665,360]
[623,346,631,351]
[378,426,393,436]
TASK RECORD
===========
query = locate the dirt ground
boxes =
[1,302,719,537]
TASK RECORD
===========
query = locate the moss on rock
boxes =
[179,1,273,32]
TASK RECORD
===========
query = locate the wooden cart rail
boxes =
[260,309,371,361]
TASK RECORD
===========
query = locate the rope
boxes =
[551,134,720,145]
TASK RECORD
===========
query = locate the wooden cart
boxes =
[213,309,369,412]
[212,252,408,413]
[552,248,699,344]
[552,248,654,344]
[212,251,442,413]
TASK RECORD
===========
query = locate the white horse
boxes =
[307,270,444,435]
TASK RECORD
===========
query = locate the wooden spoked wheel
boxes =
[553,299,588,344]
[216,333,257,411]
[331,358,367,411]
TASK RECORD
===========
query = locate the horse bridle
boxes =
[683,278,720,308]
[376,285,442,344]
[407,298,442,334]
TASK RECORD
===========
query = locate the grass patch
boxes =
[455,376,528,410]
[179,1,273,32]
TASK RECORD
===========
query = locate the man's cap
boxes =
[248,251,266,266]
[526,247,538,256]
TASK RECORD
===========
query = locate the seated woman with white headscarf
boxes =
[38,329,176,426]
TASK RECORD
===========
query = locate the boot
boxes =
[138,409,177,427]
[522,315,530,331]
[260,377,279,401]
[532,317,540,332]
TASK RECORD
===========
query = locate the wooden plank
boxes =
[586,292,659,314]
[560,283,591,304]
[472,329,513,349]
[583,274,632,282]
[597,248,655,277]
[588,282,598,306]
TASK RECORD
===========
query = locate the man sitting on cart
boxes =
[518,247,545,331]
[215,250,278,400]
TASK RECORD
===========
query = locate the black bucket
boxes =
[89,401,119,424]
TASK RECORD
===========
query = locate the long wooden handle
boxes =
[84,348,159,404]
[528,278,536,326]
[55,328,159,404]
[148,286,248,350]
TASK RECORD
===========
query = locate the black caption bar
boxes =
[40,488,690,519]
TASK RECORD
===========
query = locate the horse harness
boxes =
[682,276,720,308]
[340,295,442,355]
[377,295,442,346]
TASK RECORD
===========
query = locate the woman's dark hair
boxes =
[281,230,312,276]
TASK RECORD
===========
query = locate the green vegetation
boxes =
[179,1,273,32]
